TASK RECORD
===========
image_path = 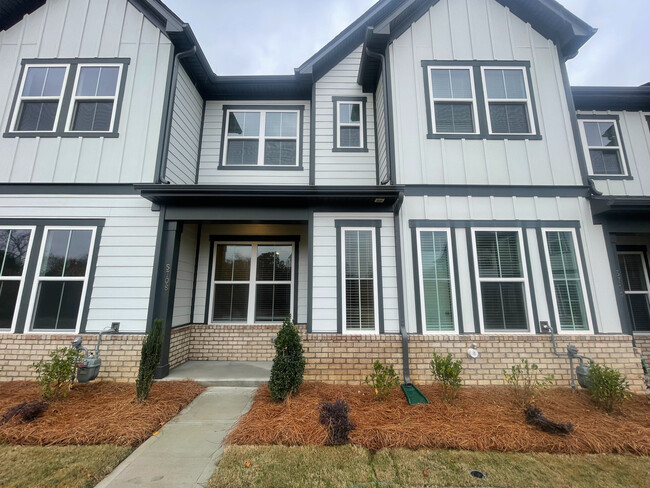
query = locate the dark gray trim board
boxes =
[307,210,314,332]
[189,223,202,323]
[409,219,581,229]
[194,100,207,184]
[576,114,633,180]
[309,84,316,186]
[155,47,177,184]
[332,96,369,152]
[601,222,633,334]
[404,185,590,198]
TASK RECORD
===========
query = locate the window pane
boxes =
[23,67,66,97]
[489,103,529,133]
[212,284,249,322]
[226,140,259,165]
[420,231,454,332]
[256,245,292,281]
[76,67,100,96]
[434,102,474,133]
[0,229,31,277]
[40,230,92,278]
[485,69,526,99]
[32,281,83,330]
[255,284,291,321]
[228,112,260,136]
[265,112,297,137]
[214,245,251,281]
[0,281,20,329]
[431,69,472,99]
[589,149,622,175]
[17,101,58,131]
[476,231,522,278]
[584,121,618,147]
[628,295,650,332]
[264,140,297,165]
[481,282,527,330]
[619,254,648,292]
[97,67,119,96]
[340,127,361,147]
[72,101,114,131]
[345,230,375,330]
[339,103,360,124]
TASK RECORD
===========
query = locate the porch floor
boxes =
[161,361,272,387]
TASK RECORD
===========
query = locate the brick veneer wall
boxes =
[634,334,650,362]
[0,333,144,382]
[170,325,191,369]
[189,324,281,361]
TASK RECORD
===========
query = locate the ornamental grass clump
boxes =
[32,346,82,400]
[587,363,631,413]
[136,318,164,403]
[503,359,554,407]
[269,317,306,402]
[365,360,400,401]
[430,352,463,403]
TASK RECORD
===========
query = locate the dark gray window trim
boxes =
[421,60,542,141]
[404,184,590,198]
[0,218,105,334]
[410,227,463,335]
[615,244,650,333]
[335,219,384,334]
[218,104,305,170]
[600,222,633,334]
[205,235,301,324]
[4,58,130,139]
[332,96,369,152]
[576,114,633,180]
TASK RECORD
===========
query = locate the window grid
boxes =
[0,227,35,333]
[342,228,378,333]
[480,66,535,135]
[336,101,363,149]
[579,119,627,176]
[428,66,479,135]
[618,251,650,332]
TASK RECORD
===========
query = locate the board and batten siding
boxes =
[311,212,398,334]
[578,110,650,197]
[0,0,172,184]
[165,67,203,185]
[389,0,582,187]
[375,70,389,185]
[314,46,377,186]
[399,195,621,334]
[0,194,159,333]
[172,223,198,327]
[197,101,310,185]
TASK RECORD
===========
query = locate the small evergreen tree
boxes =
[136,318,164,402]
[269,316,305,402]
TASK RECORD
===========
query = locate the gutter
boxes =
[392,191,410,383]
[365,46,392,185]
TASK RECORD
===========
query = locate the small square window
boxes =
[579,119,627,176]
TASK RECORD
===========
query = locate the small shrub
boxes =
[364,360,400,401]
[0,401,49,426]
[318,399,355,445]
[587,362,630,412]
[32,347,82,400]
[524,405,573,435]
[269,317,306,402]
[136,318,164,402]
[429,352,463,403]
[503,359,554,407]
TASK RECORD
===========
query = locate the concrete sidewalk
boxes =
[96,386,256,488]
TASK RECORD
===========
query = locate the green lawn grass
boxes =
[209,445,650,488]
[0,444,132,488]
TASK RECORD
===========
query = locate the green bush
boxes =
[430,352,463,403]
[365,360,400,401]
[32,347,82,400]
[587,363,630,412]
[269,317,306,402]
[136,318,164,402]
[503,359,554,407]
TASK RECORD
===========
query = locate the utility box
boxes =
[77,357,102,383]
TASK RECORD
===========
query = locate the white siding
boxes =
[0,0,172,183]
[172,223,198,327]
[198,100,310,185]
[400,195,622,334]
[314,46,377,185]
[0,194,159,333]
[375,71,389,184]
[311,212,398,333]
[166,67,203,185]
[389,0,583,186]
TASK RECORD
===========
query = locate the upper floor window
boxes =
[428,67,478,134]
[578,118,627,176]
[5,59,129,138]
[333,97,368,152]
[222,107,302,168]
[481,67,534,135]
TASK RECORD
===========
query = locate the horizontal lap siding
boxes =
[0,194,158,333]
[172,223,198,327]
[375,71,389,185]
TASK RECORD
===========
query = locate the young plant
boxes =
[430,352,463,403]
[503,359,554,407]
[136,318,164,402]
[32,346,82,400]
[269,317,306,402]
[587,363,631,412]
[318,399,355,445]
[364,360,400,401]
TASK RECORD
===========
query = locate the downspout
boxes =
[156,45,197,184]
[365,47,392,185]
[392,192,410,383]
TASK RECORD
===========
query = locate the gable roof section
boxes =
[0,0,45,31]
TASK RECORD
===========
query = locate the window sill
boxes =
[588,174,633,180]
[217,165,304,171]
[426,133,542,141]
[332,147,369,153]
[3,131,119,139]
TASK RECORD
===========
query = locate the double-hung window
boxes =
[10,65,68,132]
[542,229,591,333]
[618,251,650,332]
[342,228,378,333]
[427,67,478,134]
[416,229,457,333]
[472,229,533,332]
[224,109,300,167]
[482,67,535,135]
[210,242,294,323]
[579,119,627,176]
[0,228,35,332]
[67,65,122,132]
[336,100,363,148]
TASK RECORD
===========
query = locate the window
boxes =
[223,109,301,167]
[481,67,534,135]
[27,227,96,332]
[618,251,650,332]
[416,229,457,333]
[6,59,128,137]
[342,228,378,333]
[333,97,367,151]
[579,119,627,176]
[542,230,591,333]
[427,67,478,134]
[0,228,34,332]
[472,229,532,332]
[210,242,294,323]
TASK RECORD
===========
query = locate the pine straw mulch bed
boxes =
[0,380,205,447]
[225,382,650,455]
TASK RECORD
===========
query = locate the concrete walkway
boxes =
[161,361,272,387]
[96,386,256,488]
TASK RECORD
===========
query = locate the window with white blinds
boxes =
[427,67,478,134]
[618,251,650,332]
[542,230,591,332]
[342,228,378,333]
[417,229,457,333]
[473,229,531,332]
